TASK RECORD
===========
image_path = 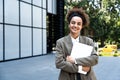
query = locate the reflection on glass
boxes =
[33,0,42,7]
[5,0,19,24]
[0,0,3,23]
[43,9,46,28]
[5,25,19,60]
[33,7,42,28]
[42,29,47,54]
[33,28,42,55]
[43,0,46,9]
[21,2,31,26]
[21,27,32,57]
[0,25,3,60]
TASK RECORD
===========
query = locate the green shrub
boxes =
[113,53,119,57]
[99,53,103,56]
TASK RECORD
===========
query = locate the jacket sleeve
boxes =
[55,39,78,73]
[75,38,98,66]
[75,51,98,66]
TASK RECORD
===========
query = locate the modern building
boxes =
[0,0,64,61]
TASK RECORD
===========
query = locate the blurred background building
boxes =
[0,0,64,61]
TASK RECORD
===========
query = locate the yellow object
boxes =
[98,45,117,52]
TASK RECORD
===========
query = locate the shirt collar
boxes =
[71,36,79,43]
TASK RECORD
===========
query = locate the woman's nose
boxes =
[74,23,78,27]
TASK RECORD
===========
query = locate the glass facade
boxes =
[0,24,3,61]
[33,29,42,55]
[5,0,19,24]
[5,25,19,60]
[0,0,3,23]
[20,2,31,26]
[47,0,57,14]
[33,0,42,7]
[33,6,42,28]
[0,0,58,61]
[0,0,50,61]
[21,27,32,57]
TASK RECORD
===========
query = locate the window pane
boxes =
[53,0,57,14]
[5,25,19,60]
[33,28,42,55]
[43,0,46,9]
[0,25,3,60]
[21,2,31,26]
[33,0,42,7]
[22,0,31,3]
[0,0,3,23]
[42,29,47,54]
[33,7,42,28]
[47,0,52,13]
[5,0,19,24]
[43,9,46,28]
[21,27,32,57]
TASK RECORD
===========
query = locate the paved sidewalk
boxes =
[94,56,120,80]
[0,54,59,80]
[0,53,120,80]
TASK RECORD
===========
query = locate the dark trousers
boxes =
[77,73,81,80]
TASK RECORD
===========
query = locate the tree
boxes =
[64,0,120,47]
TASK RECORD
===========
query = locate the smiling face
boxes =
[69,16,83,38]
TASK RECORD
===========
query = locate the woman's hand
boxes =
[66,56,91,72]
[66,56,75,64]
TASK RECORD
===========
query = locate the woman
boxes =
[55,7,98,80]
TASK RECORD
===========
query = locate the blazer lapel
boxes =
[79,35,86,44]
[65,34,73,55]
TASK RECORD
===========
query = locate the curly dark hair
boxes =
[66,7,90,27]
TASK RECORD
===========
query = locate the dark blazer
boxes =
[55,34,98,80]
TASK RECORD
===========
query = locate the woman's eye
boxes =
[71,21,82,26]
[71,21,75,24]
[77,23,81,26]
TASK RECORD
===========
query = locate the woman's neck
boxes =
[70,33,79,39]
